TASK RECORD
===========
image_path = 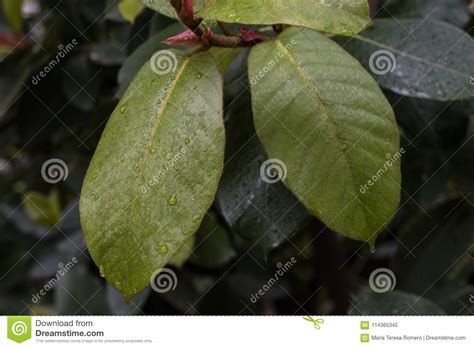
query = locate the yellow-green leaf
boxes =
[118,0,145,23]
[249,27,401,244]
[3,0,23,32]
[23,191,61,227]
[198,0,370,36]
[80,50,225,300]
[142,0,211,19]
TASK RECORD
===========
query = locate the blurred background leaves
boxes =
[0,0,472,316]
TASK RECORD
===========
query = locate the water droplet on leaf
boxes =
[159,244,169,254]
[168,194,177,206]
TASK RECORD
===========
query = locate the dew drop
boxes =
[99,265,105,277]
[150,148,156,154]
[168,194,177,206]
[159,244,169,254]
[162,149,167,158]
[184,137,190,145]
[192,215,201,223]
[120,105,127,113]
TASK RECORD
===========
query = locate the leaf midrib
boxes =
[274,39,370,228]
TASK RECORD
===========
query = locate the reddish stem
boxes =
[169,0,272,48]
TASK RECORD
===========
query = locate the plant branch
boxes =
[169,0,272,48]
[218,21,233,36]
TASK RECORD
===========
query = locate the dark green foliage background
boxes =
[0,0,473,315]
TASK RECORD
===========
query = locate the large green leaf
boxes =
[340,19,474,101]
[142,0,210,19]
[80,50,225,300]
[249,27,401,244]
[198,0,370,36]
[116,24,238,98]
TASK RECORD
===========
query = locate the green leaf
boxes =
[249,27,401,244]
[80,49,225,300]
[118,0,145,23]
[142,0,210,19]
[23,191,61,227]
[2,0,23,32]
[198,0,370,36]
[209,47,242,74]
[340,19,474,101]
